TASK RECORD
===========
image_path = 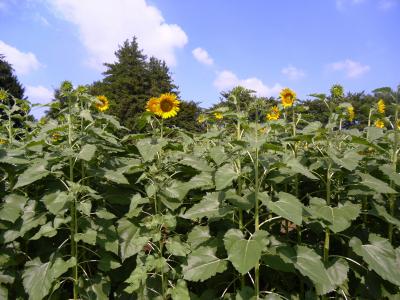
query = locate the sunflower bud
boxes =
[330,84,344,98]
[60,81,73,94]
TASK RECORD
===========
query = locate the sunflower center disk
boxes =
[160,100,173,112]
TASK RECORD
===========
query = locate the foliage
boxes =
[88,37,202,131]
[0,83,399,300]
[0,54,25,100]
[0,55,31,128]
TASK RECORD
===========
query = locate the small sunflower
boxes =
[157,93,180,119]
[146,97,161,114]
[95,95,110,112]
[377,99,385,114]
[347,106,355,122]
[375,119,385,129]
[197,114,207,124]
[280,88,296,108]
[0,139,7,145]
[0,89,7,101]
[214,112,223,120]
[266,105,280,121]
[51,132,61,142]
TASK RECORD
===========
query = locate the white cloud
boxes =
[0,40,42,75]
[26,85,53,104]
[192,47,213,66]
[281,65,305,80]
[34,13,50,26]
[46,0,188,69]
[26,85,54,119]
[378,0,398,10]
[214,70,282,97]
[329,59,370,78]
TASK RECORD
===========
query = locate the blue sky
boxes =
[0,0,399,119]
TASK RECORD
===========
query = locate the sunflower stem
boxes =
[160,119,164,139]
[389,95,399,242]
[68,95,79,300]
[254,104,260,299]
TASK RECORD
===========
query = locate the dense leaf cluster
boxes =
[0,85,399,299]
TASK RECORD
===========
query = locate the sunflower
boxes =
[347,106,355,122]
[0,139,7,145]
[197,114,207,124]
[146,97,161,114]
[95,95,109,112]
[374,119,385,129]
[377,99,385,114]
[156,93,180,119]
[266,105,280,121]
[214,112,223,120]
[280,88,296,108]
[51,132,61,142]
[0,89,7,101]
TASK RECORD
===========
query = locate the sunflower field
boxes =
[0,83,399,300]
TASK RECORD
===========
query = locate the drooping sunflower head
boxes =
[146,97,161,114]
[280,88,296,108]
[377,99,385,114]
[347,106,355,122]
[95,95,110,112]
[157,93,180,119]
[214,112,223,120]
[374,119,385,129]
[266,105,280,121]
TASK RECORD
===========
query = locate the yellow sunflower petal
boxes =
[266,105,280,120]
[280,88,296,108]
[374,119,385,129]
[156,93,180,119]
[377,99,385,114]
[146,97,161,114]
[96,95,110,112]
[214,112,223,120]
[347,106,355,122]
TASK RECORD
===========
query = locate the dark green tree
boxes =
[164,100,204,132]
[89,38,180,129]
[0,54,25,99]
[0,54,30,126]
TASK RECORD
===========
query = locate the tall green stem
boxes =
[8,111,13,145]
[160,240,167,299]
[254,106,260,299]
[236,118,245,288]
[362,196,368,228]
[68,99,79,299]
[324,165,331,264]
[389,99,399,242]
[292,105,296,137]
[160,119,164,139]
[368,109,372,127]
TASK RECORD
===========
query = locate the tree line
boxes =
[0,37,398,132]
